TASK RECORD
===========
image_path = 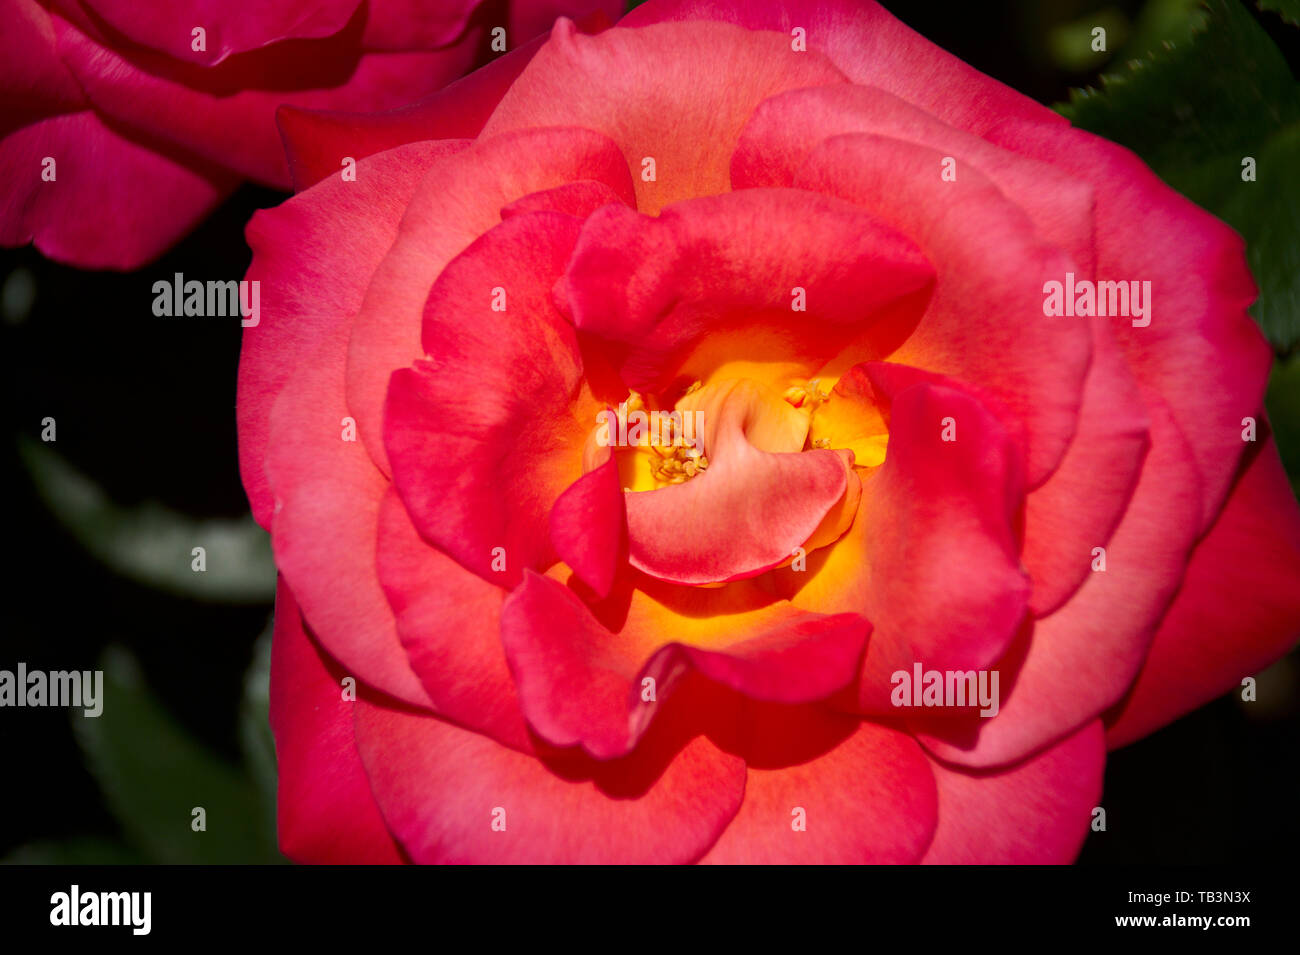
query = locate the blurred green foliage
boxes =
[1059,0,1300,354]
[1258,0,1300,26]
[1048,6,1130,72]
[17,437,275,604]
[1269,355,1300,492]
[4,637,282,865]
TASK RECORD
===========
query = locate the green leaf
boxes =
[73,646,284,864]
[17,436,275,603]
[1221,125,1300,353]
[1058,0,1300,352]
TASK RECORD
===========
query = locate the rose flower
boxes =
[0,0,621,268]
[240,0,1300,863]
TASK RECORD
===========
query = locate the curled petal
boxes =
[385,211,588,587]
[549,455,627,599]
[499,570,869,758]
[784,371,1029,713]
[626,379,859,585]
[347,126,634,476]
[563,187,934,393]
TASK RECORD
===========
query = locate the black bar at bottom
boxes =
[0,864,1274,941]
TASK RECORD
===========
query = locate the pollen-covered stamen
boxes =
[645,390,709,485]
[782,378,830,412]
[649,443,709,484]
[602,384,711,488]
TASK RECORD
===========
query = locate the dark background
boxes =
[2,0,1297,863]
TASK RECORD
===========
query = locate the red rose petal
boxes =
[914,397,1201,767]
[1021,321,1149,616]
[481,17,848,212]
[701,705,937,864]
[269,577,406,865]
[548,455,627,598]
[501,178,629,219]
[624,0,1060,137]
[79,0,362,65]
[239,139,463,529]
[920,719,1104,864]
[384,211,590,588]
[733,83,1094,275]
[782,371,1029,714]
[0,110,235,269]
[353,685,747,864]
[562,187,934,394]
[54,13,478,187]
[276,29,542,191]
[0,0,84,122]
[347,126,634,477]
[266,320,432,709]
[374,487,531,753]
[1106,436,1300,747]
[499,570,869,757]
[794,132,1090,487]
